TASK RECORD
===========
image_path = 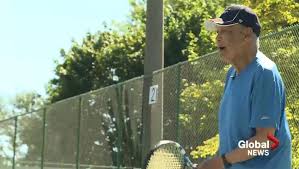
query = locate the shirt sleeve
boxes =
[249,67,283,129]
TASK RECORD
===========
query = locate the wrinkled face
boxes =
[216,24,246,64]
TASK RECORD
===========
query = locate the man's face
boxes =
[216,24,246,64]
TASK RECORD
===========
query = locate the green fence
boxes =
[0,24,299,169]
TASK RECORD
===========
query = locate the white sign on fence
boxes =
[149,85,158,104]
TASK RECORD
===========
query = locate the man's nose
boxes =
[216,33,222,42]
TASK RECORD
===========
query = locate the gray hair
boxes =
[256,37,260,49]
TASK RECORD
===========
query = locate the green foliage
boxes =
[0,92,46,165]
[286,99,299,168]
[47,0,147,102]
[260,26,299,104]
[244,0,299,35]
[0,98,7,120]
[190,134,219,159]
[48,28,145,103]
[163,0,223,63]
[0,119,14,166]
[12,92,46,161]
[11,92,45,115]
[178,79,224,148]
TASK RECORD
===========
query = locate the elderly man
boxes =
[197,4,292,169]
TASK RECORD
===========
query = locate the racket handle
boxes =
[184,156,196,168]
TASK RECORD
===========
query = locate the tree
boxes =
[0,98,12,167]
[0,92,46,167]
[243,0,299,35]
[0,98,7,120]
[46,0,224,102]
[11,92,46,164]
[11,92,45,115]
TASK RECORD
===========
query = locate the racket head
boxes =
[142,140,195,169]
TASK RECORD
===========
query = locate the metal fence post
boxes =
[116,84,123,169]
[41,108,47,169]
[176,64,182,142]
[76,97,82,169]
[12,116,18,169]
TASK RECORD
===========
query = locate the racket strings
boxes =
[146,145,185,169]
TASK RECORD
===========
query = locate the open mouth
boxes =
[219,47,226,50]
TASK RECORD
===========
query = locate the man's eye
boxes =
[217,29,232,35]
[223,30,232,33]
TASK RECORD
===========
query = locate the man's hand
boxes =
[196,157,224,169]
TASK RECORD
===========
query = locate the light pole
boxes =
[142,0,164,165]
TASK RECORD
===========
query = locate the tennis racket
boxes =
[143,140,198,169]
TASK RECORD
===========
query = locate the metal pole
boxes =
[142,0,164,164]
[41,108,47,169]
[116,85,123,169]
[12,117,18,169]
[76,97,82,169]
[175,64,182,142]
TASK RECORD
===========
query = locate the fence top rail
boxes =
[260,24,299,40]
[0,115,16,123]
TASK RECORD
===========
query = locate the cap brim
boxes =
[204,18,239,31]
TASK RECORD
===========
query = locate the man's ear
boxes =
[244,27,253,40]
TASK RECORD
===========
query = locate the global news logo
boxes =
[238,133,279,156]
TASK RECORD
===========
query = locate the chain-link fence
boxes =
[0,24,299,169]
